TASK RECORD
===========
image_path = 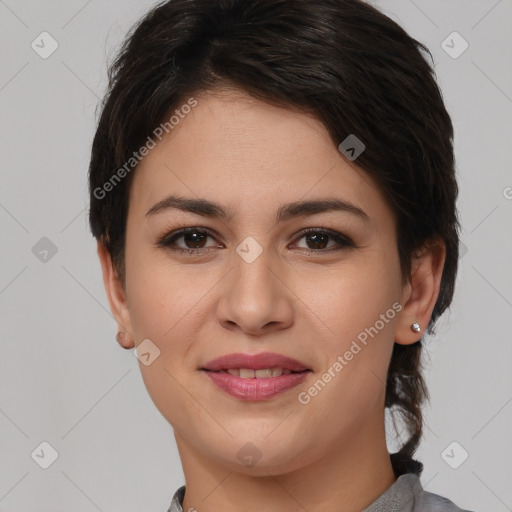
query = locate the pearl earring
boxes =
[411,322,421,333]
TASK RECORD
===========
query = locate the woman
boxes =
[88,0,474,510]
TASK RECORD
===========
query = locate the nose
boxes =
[216,243,294,337]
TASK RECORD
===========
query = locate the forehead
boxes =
[128,89,390,225]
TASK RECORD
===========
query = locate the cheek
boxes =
[125,244,201,340]
[124,245,222,400]
[297,275,397,434]
[299,251,400,396]
[305,254,400,340]
[124,250,202,420]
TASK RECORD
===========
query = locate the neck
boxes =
[174,409,396,512]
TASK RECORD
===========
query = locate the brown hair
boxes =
[88,0,460,475]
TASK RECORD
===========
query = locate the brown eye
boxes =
[156,226,354,256]
[293,228,354,253]
[303,232,329,250]
[157,227,218,254]
[178,231,209,249]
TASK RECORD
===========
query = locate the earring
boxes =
[411,322,421,333]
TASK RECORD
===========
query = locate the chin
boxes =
[206,439,316,476]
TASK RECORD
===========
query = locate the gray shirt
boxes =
[166,473,475,511]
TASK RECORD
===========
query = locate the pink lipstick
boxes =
[201,352,312,401]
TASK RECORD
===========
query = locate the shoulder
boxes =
[419,486,475,512]
[397,473,476,512]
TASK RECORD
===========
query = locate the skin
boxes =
[98,88,446,512]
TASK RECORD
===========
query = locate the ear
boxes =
[395,238,446,345]
[97,241,134,349]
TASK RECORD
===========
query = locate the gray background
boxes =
[0,0,511,510]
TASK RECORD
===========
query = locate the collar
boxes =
[167,473,427,512]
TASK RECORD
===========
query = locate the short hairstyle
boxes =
[88,0,460,476]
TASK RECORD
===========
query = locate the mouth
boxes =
[199,352,312,400]
[201,368,312,401]
[201,351,311,374]
[201,368,311,378]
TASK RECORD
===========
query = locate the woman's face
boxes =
[113,89,413,474]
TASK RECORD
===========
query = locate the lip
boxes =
[201,352,311,372]
[200,351,312,401]
[203,370,311,400]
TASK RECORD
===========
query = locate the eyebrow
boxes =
[145,194,370,224]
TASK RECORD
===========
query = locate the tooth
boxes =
[255,368,272,378]
[224,368,293,378]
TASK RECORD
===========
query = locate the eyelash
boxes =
[155,226,355,256]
